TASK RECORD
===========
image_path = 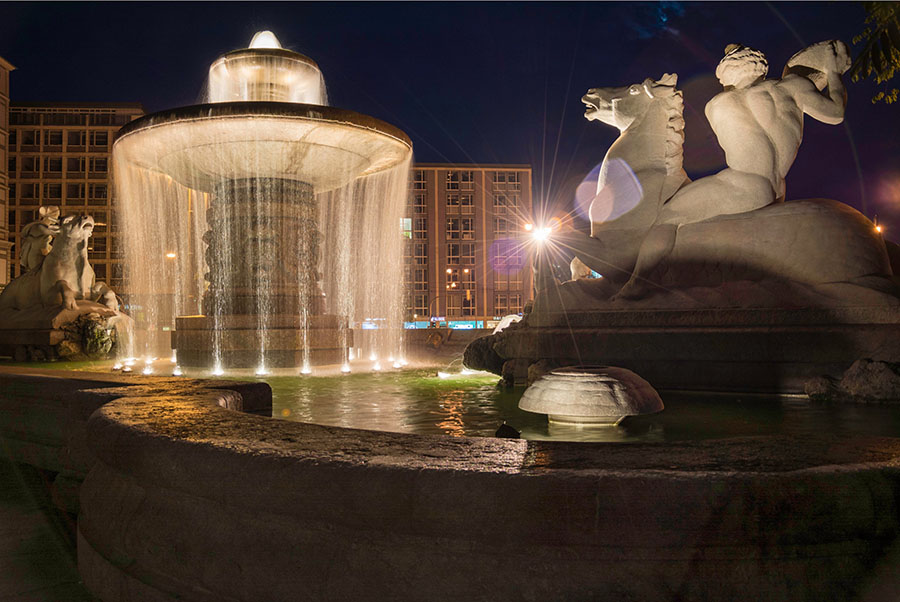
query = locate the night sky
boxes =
[2,1,899,234]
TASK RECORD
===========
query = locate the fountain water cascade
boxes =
[113,31,412,371]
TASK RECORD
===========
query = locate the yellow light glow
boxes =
[876,225,883,233]
[165,252,177,259]
[533,226,552,242]
[524,223,534,231]
[446,268,452,274]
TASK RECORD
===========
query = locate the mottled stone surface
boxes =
[806,359,900,403]
[3,367,900,601]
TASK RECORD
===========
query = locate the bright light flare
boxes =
[341,364,351,374]
[876,225,883,233]
[142,366,154,375]
[300,365,312,375]
[173,366,183,376]
[392,361,402,369]
[532,226,552,242]
[212,365,225,376]
[373,362,382,371]
[112,363,123,371]
[165,252,177,259]
[437,371,451,379]
[255,366,270,376]
[524,223,534,232]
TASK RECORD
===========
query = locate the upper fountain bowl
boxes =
[112,31,411,193]
[207,30,325,104]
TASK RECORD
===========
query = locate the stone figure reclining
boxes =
[556,40,898,310]
[0,214,119,312]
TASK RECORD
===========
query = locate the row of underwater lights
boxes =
[110,352,411,377]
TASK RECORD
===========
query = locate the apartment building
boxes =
[405,163,534,326]
[0,57,14,285]
[7,102,145,289]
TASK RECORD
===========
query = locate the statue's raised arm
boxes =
[781,40,851,126]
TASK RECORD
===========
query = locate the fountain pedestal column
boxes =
[173,178,351,369]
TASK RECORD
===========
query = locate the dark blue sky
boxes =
[2,1,899,232]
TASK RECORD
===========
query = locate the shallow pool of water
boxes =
[263,368,900,443]
[7,360,900,443]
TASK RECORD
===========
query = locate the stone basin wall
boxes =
[2,368,900,600]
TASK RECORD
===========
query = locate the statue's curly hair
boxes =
[715,44,768,85]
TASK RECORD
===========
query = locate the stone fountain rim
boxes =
[114,101,413,151]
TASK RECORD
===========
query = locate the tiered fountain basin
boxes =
[114,103,412,193]
[114,103,411,368]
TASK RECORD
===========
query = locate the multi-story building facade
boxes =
[0,57,14,285]
[405,163,534,326]
[7,102,144,290]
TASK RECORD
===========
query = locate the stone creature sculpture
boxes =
[560,40,897,308]
[19,205,60,272]
[559,74,688,287]
[0,214,119,312]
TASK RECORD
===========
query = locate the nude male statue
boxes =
[616,40,851,299]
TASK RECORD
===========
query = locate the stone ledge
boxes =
[75,383,900,601]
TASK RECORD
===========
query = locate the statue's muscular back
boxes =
[706,77,806,201]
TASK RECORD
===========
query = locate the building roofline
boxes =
[414,162,532,170]
[0,56,14,71]
[11,101,145,111]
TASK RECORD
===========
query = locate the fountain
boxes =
[113,31,412,370]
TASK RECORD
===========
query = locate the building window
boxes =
[461,267,476,290]
[67,157,86,174]
[414,242,427,265]
[8,211,15,228]
[462,292,476,316]
[447,243,460,265]
[90,157,108,173]
[494,293,523,315]
[414,267,428,291]
[460,193,474,214]
[20,183,39,200]
[44,183,62,200]
[413,170,426,190]
[492,194,519,214]
[460,242,475,264]
[7,157,14,174]
[67,183,85,201]
[460,217,474,240]
[21,156,37,175]
[44,157,63,173]
[20,130,37,147]
[413,293,428,316]
[413,193,426,213]
[93,264,107,280]
[413,216,427,239]
[8,130,16,147]
[445,267,460,290]
[67,131,86,147]
[493,217,511,235]
[446,170,474,191]
[89,131,108,148]
[447,217,460,239]
[44,130,63,146]
[446,294,462,317]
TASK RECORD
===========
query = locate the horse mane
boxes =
[650,81,686,177]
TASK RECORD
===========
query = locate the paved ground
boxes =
[0,454,92,601]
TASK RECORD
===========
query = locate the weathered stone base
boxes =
[173,313,351,368]
[468,306,900,393]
